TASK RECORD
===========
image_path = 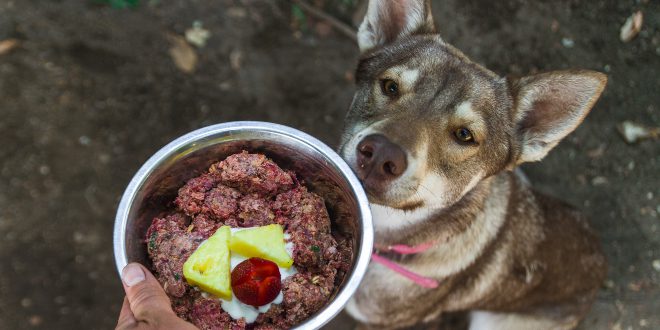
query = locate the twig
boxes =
[291,0,357,43]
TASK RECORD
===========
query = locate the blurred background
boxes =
[0,0,658,329]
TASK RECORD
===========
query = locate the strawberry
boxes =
[231,257,281,307]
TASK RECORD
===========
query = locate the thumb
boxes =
[121,263,175,325]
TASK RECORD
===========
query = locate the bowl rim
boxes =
[113,121,373,329]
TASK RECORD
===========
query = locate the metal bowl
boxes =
[113,121,372,329]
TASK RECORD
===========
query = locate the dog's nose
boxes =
[356,134,407,181]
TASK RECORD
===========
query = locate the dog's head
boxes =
[340,0,606,227]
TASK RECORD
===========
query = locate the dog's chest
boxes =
[347,177,514,324]
[347,262,441,324]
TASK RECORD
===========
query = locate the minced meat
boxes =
[145,151,353,329]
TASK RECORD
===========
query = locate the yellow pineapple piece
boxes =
[183,226,232,299]
[229,224,294,268]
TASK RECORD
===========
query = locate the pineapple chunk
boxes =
[229,224,294,268]
[183,226,232,299]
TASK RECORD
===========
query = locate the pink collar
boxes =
[372,241,440,288]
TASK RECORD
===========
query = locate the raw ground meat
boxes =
[191,214,221,240]
[209,152,295,196]
[190,297,247,330]
[281,272,336,325]
[146,213,206,297]
[176,174,219,217]
[238,194,276,227]
[203,185,242,220]
[272,187,336,270]
[145,151,353,329]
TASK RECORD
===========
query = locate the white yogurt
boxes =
[219,276,287,323]
[284,233,295,257]
[215,227,296,323]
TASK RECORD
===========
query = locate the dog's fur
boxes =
[339,1,607,329]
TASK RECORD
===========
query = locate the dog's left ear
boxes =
[358,0,436,53]
[511,70,607,163]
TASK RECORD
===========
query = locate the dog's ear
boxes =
[510,70,607,163]
[358,0,435,53]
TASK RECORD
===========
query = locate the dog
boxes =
[338,0,607,329]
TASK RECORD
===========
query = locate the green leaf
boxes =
[291,4,308,32]
[148,232,157,250]
[93,0,140,9]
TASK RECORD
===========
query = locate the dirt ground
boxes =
[0,0,658,329]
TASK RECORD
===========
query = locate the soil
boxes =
[0,0,658,329]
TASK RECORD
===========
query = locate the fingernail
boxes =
[122,263,145,287]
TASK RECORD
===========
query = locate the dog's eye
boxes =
[454,128,474,143]
[380,79,399,97]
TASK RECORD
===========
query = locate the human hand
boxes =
[116,263,198,330]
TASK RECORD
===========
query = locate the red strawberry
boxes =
[231,257,281,307]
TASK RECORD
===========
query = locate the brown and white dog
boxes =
[338,0,607,329]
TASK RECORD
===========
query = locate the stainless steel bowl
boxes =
[113,121,372,329]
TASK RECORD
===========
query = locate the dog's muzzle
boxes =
[355,134,407,193]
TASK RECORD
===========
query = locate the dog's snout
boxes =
[356,134,407,181]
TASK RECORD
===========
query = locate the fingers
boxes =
[121,263,174,325]
[116,297,136,329]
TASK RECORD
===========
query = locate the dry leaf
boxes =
[620,11,643,42]
[653,259,660,272]
[617,120,659,144]
[0,38,19,55]
[168,34,197,73]
[315,22,333,37]
[561,37,574,48]
[185,21,211,48]
[229,49,242,71]
[591,176,608,186]
[587,144,606,158]
[627,280,642,292]
[344,70,354,82]
[603,279,615,289]
[227,7,247,18]
[550,19,559,33]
